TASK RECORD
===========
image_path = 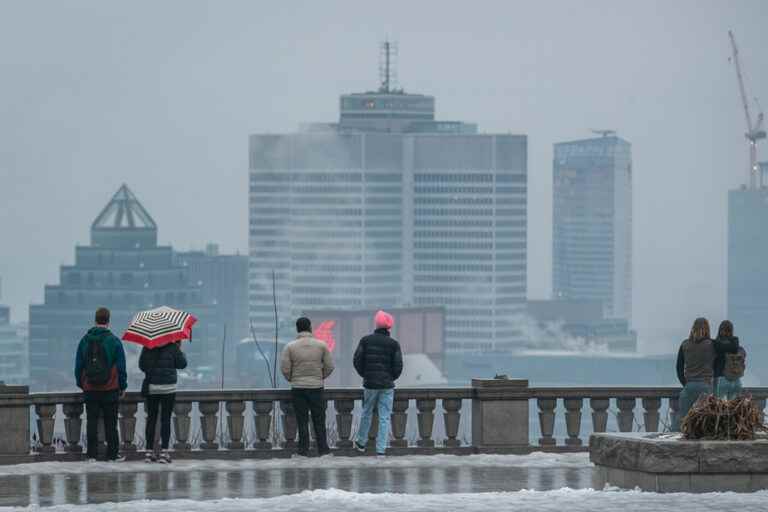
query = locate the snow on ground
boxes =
[0,452,589,476]
[3,488,768,512]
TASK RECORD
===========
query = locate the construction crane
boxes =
[728,30,766,188]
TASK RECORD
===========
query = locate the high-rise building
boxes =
[0,282,29,385]
[28,185,220,391]
[249,57,527,353]
[727,179,768,381]
[552,134,632,322]
[177,244,249,386]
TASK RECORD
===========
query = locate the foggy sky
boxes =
[1,0,766,354]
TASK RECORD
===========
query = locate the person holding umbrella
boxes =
[123,306,195,463]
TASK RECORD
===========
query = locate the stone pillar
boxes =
[564,398,583,447]
[590,398,609,433]
[0,385,31,459]
[198,401,219,450]
[63,402,84,453]
[642,398,661,433]
[416,399,436,448]
[226,401,246,450]
[280,400,297,449]
[390,399,409,448]
[617,398,636,433]
[253,400,273,450]
[35,403,57,454]
[118,402,137,452]
[537,398,556,447]
[442,398,462,448]
[471,378,529,451]
[333,399,354,449]
[173,402,192,451]
[669,397,680,431]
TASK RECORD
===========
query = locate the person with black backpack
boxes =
[714,320,746,400]
[74,307,128,461]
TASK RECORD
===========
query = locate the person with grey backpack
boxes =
[714,320,746,400]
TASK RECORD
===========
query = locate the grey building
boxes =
[177,244,249,386]
[28,185,220,391]
[250,77,527,353]
[0,300,28,385]
[553,134,632,322]
[727,180,768,381]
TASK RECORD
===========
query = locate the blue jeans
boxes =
[355,388,394,454]
[673,380,711,432]
[715,377,743,400]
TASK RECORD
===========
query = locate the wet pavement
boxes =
[0,464,592,507]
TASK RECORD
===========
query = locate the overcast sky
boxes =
[1,0,766,353]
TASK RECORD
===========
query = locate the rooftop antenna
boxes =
[591,129,616,138]
[379,40,399,93]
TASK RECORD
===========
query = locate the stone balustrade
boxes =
[1,381,766,464]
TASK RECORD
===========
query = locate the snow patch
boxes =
[2,488,768,512]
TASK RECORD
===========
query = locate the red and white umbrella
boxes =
[122,306,197,349]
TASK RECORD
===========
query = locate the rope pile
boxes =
[681,394,766,440]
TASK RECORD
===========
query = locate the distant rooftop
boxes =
[91,185,158,249]
[92,184,157,231]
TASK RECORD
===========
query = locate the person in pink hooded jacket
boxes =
[352,310,403,456]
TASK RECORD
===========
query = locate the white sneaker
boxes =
[157,450,172,464]
[87,458,97,463]
[354,441,366,453]
[144,451,156,463]
[108,454,126,462]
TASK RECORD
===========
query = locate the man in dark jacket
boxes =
[352,310,403,455]
[74,307,127,461]
[139,341,187,463]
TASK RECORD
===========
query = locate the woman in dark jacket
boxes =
[139,341,187,463]
[674,317,715,431]
[713,320,746,400]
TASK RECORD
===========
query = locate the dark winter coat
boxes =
[139,343,188,386]
[353,328,403,389]
[676,337,715,386]
[713,335,744,379]
[74,326,127,392]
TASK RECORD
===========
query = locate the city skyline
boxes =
[249,82,527,352]
[1,1,767,356]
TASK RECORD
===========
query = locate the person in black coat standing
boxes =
[352,310,403,456]
[139,341,187,463]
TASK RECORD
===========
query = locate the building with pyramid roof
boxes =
[28,185,236,391]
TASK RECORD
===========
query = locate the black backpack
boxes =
[84,338,110,385]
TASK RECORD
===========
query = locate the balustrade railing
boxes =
[1,382,766,464]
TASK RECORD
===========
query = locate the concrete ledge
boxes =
[590,432,768,493]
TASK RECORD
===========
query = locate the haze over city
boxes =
[1,0,767,357]
[4,3,768,509]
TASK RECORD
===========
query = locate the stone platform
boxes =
[590,432,768,493]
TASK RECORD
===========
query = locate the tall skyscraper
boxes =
[552,133,632,321]
[28,185,220,390]
[249,53,527,353]
[727,174,768,381]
